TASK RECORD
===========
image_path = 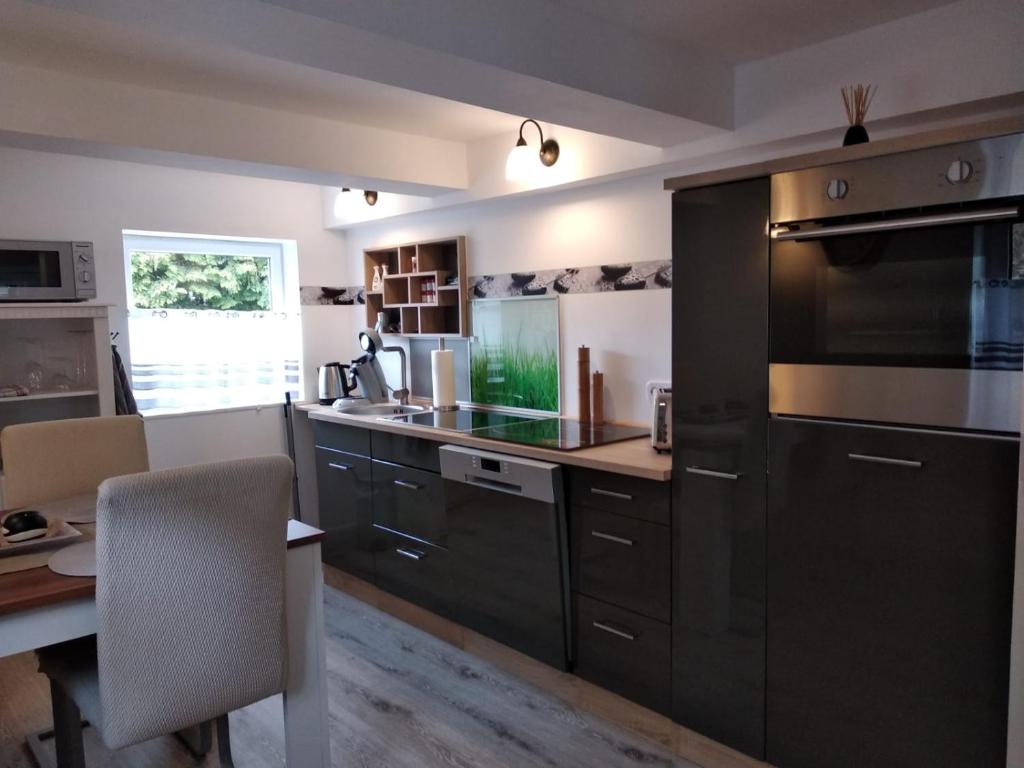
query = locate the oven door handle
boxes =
[772,207,1020,241]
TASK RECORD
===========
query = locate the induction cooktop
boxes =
[391,409,648,451]
[392,409,539,432]
[469,418,649,451]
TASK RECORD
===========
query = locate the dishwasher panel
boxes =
[440,445,571,670]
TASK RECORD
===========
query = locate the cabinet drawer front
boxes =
[569,468,670,524]
[314,447,375,581]
[371,431,441,473]
[313,420,370,457]
[372,460,446,546]
[375,530,452,618]
[575,595,671,715]
[573,508,670,622]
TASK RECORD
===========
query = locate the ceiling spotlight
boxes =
[363,190,379,206]
[505,119,560,182]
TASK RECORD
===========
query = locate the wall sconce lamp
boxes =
[339,187,379,207]
[505,119,560,181]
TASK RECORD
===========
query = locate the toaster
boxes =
[652,387,672,454]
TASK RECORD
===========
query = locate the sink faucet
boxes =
[381,345,409,405]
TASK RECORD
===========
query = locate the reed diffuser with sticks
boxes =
[841,84,876,146]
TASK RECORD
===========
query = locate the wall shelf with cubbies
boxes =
[363,236,468,337]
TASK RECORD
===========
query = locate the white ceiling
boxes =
[0,0,518,142]
[551,0,960,62]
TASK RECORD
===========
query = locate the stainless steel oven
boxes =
[0,240,96,301]
[769,133,1024,433]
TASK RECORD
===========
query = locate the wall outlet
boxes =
[645,380,671,399]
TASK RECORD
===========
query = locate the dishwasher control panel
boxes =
[439,444,561,503]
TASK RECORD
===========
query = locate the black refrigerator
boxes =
[671,177,770,759]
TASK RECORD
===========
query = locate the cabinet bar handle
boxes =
[592,621,636,641]
[328,462,351,472]
[590,488,633,501]
[393,479,422,490]
[591,530,634,546]
[848,453,923,469]
[685,466,741,480]
[396,548,425,561]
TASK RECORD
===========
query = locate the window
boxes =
[123,231,301,415]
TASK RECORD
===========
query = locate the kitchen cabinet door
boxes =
[767,418,1018,768]
[314,446,375,581]
[671,177,770,758]
[371,460,446,547]
[575,594,671,715]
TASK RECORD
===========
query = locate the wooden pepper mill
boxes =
[578,346,590,424]
[592,371,604,426]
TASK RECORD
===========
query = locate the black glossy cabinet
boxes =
[572,506,670,622]
[371,430,442,472]
[569,467,670,524]
[575,594,671,715]
[569,468,673,712]
[313,419,371,457]
[374,529,453,618]
[767,418,1018,768]
[371,460,446,547]
[671,178,770,758]
[313,424,375,582]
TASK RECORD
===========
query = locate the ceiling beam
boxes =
[0,60,469,194]
[25,0,734,146]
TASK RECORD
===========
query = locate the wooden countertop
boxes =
[0,519,324,617]
[298,404,672,481]
[663,114,1024,191]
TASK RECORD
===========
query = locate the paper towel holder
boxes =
[433,337,460,411]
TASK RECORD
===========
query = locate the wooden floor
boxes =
[0,568,769,768]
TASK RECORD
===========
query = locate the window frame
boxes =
[121,230,301,417]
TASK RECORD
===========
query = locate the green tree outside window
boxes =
[130,251,272,311]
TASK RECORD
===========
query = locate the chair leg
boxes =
[215,714,234,768]
[49,679,86,768]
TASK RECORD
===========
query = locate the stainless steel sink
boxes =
[335,403,427,417]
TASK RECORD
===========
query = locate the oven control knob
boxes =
[77,252,91,263]
[80,270,92,283]
[946,159,974,184]
[825,178,849,200]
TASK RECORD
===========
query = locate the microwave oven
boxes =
[0,240,97,302]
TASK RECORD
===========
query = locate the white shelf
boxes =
[0,303,112,320]
[0,390,99,404]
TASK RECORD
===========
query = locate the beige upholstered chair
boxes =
[0,415,149,508]
[36,455,293,767]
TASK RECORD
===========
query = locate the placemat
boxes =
[0,522,95,575]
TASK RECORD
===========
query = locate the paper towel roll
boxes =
[431,349,456,409]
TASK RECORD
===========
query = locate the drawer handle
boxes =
[393,479,422,491]
[848,453,923,469]
[590,487,633,501]
[592,621,636,641]
[396,547,425,561]
[591,530,634,546]
[328,462,351,472]
[685,466,741,481]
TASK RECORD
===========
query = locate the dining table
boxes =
[0,501,332,768]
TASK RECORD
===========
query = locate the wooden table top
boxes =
[0,518,324,618]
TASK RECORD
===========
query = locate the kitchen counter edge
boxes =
[297,404,671,482]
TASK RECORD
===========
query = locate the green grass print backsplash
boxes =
[470,345,559,412]
[469,296,560,412]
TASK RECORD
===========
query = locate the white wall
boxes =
[344,172,671,424]
[0,146,348,469]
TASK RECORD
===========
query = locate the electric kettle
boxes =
[318,362,354,404]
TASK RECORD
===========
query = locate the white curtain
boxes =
[128,308,301,415]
